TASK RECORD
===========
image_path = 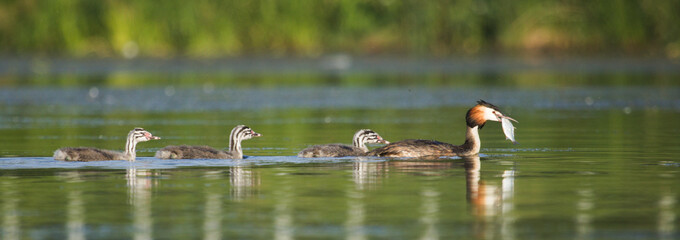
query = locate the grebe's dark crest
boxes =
[466,100,504,129]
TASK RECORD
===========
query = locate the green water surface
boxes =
[1,60,679,239]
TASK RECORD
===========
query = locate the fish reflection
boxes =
[126,167,158,240]
[500,169,515,239]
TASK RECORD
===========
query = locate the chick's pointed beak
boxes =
[374,135,389,144]
[145,132,161,140]
[251,131,262,137]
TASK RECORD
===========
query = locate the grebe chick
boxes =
[367,100,516,158]
[53,128,160,161]
[155,125,261,159]
[298,129,389,158]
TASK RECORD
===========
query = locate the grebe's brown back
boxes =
[367,100,516,158]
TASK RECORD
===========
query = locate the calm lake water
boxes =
[1,57,679,239]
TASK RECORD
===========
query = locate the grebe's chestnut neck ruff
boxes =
[155,125,262,159]
[298,129,389,158]
[367,100,516,158]
[466,100,515,129]
[54,128,161,161]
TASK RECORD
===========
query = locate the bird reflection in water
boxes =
[348,156,516,240]
[352,158,389,190]
[465,156,516,240]
[202,170,225,240]
[126,167,158,240]
[53,171,87,240]
[63,172,85,240]
[229,162,261,201]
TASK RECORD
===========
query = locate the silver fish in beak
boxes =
[501,116,517,143]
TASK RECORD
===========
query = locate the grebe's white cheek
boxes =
[484,108,501,122]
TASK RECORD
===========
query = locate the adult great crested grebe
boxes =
[297,129,389,158]
[155,125,261,159]
[367,100,516,158]
[54,128,161,161]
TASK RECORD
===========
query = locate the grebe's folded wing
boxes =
[367,139,460,158]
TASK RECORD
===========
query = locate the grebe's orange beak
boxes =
[502,115,518,123]
[494,111,517,123]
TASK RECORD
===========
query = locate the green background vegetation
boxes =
[2,0,680,58]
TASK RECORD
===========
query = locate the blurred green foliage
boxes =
[1,0,679,57]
